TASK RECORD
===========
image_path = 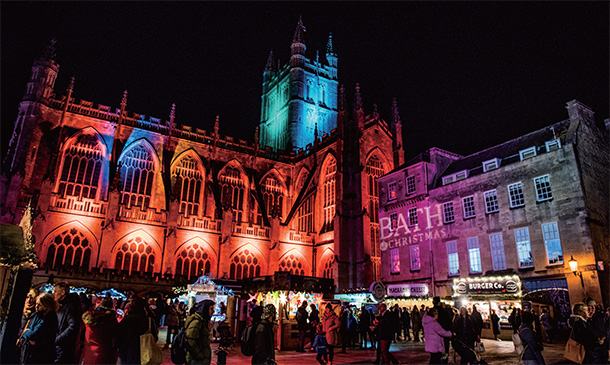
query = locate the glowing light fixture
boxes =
[568,256,584,287]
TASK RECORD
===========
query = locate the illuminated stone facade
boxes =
[377,101,609,309]
[0,20,403,293]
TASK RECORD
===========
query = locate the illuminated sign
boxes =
[453,276,521,296]
[386,283,429,297]
[379,205,447,251]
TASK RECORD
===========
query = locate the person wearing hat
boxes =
[252,304,277,365]
[185,299,215,365]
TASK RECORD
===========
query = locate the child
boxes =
[313,323,328,365]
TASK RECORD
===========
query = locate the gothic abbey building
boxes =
[1,19,404,293]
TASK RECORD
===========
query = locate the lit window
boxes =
[219,166,245,223]
[229,250,261,279]
[489,233,507,270]
[508,182,525,208]
[545,139,561,152]
[406,175,416,195]
[114,236,155,275]
[174,155,204,217]
[514,228,533,268]
[519,146,537,160]
[175,244,211,280]
[390,248,400,274]
[279,253,305,275]
[388,182,397,201]
[410,245,421,271]
[408,208,418,227]
[467,237,481,273]
[57,133,104,200]
[542,222,563,265]
[463,196,476,219]
[442,176,454,185]
[45,228,91,270]
[443,202,455,223]
[446,241,459,276]
[483,158,500,172]
[484,190,499,213]
[443,170,469,185]
[534,175,553,202]
[389,213,398,231]
[322,158,336,233]
[120,144,155,210]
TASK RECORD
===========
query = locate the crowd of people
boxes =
[15,284,610,365]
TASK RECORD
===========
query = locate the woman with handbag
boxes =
[423,308,453,365]
[518,311,545,365]
[567,303,604,364]
[185,299,215,365]
[18,293,59,365]
[116,297,151,365]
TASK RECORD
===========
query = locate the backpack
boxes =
[240,322,259,356]
[171,327,187,365]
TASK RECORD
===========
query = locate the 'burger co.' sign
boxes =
[453,276,521,296]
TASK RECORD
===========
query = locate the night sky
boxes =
[2,2,608,160]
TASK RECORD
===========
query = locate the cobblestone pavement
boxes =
[158,327,570,365]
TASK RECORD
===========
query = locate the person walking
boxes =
[359,305,372,348]
[586,299,609,364]
[412,304,422,342]
[346,308,358,348]
[313,323,329,365]
[53,282,82,364]
[322,303,341,365]
[518,311,545,365]
[539,308,554,344]
[423,308,453,365]
[310,304,320,351]
[296,301,309,352]
[376,303,399,365]
[185,299,215,365]
[339,306,348,353]
[81,298,119,364]
[452,307,477,365]
[18,293,59,365]
[490,309,501,341]
[432,297,451,363]
[509,307,522,334]
[570,303,605,364]
[401,307,411,341]
[471,305,483,339]
[116,297,153,365]
[252,304,277,365]
[165,299,180,347]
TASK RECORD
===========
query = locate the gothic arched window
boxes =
[175,243,211,280]
[219,166,245,223]
[57,134,104,200]
[366,155,385,277]
[114,236,155,275]
[322,158,336,233]
[322,256,334,279]
[173,155,204,217]
[261,175,284,219]
[120,145,155,210]
[45,228,91,270]
[279,253,305,275]
[229,249,261,280]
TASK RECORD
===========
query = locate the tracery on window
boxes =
[173,155,204,217]
[114,236,155,275]
[219,166,245,223]
[261,175,284,219]
[229,249,261,280]
[322,158,336,233]
[279,253,305,275]
[120,145,155,209]
[175,242,211,280]
[57,133,104,200]
[322,255,334,279]
[45,228,91,270]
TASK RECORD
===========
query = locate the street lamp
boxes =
[568,256,584,287]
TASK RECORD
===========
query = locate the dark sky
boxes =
[2,2,608,160]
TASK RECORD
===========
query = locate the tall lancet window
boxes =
[322,158,336,233]
[366,154,385,281]
[174,155,203,217]
[219,166,245,223]
[57,134,104,200]
[120,145,155,209]
[261,175,284,218]
[296,170,313,233]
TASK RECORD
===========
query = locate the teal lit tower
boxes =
[259,17,338,152]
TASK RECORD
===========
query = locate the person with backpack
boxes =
[518,311,545,365]
[185,299,215,365]
[313,323,329,365]
[253,304,277,365]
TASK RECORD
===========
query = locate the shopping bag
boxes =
[563,337,585,364]
[475,341,485,353]
[140,318,163,365]
[512,333,524,355]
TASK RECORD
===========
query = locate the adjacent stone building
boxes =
[0,19,403,293]
[377,100,608,321]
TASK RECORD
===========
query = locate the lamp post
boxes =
[568,256,584,287]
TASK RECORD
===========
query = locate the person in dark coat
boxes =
[401,307,411,341]
[339,306,348,353]
[116,297,154,365]
[346,308,359,348]
[432,297,452,362]
[185,299,215,365]
[471,305,483,339]
[81,298,119,364]
[452,306,477,365]
[586,299,609,364]
[296,301,309,352]
[509,307,522,334]
[518,311,545,365]
[368,308,377,349]
[375,303,398,365]
[19,293,59,365]
[490,309,501,340]
[411,304,422,342]
[252,304,277,365]
[53,282,82,364]
[570,303,605,365]
[309,304,320,351]
[360,305,373,348]
[165,299,180,347]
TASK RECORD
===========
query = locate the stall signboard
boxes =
[453,276,521,296]
[386,283,429,297]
